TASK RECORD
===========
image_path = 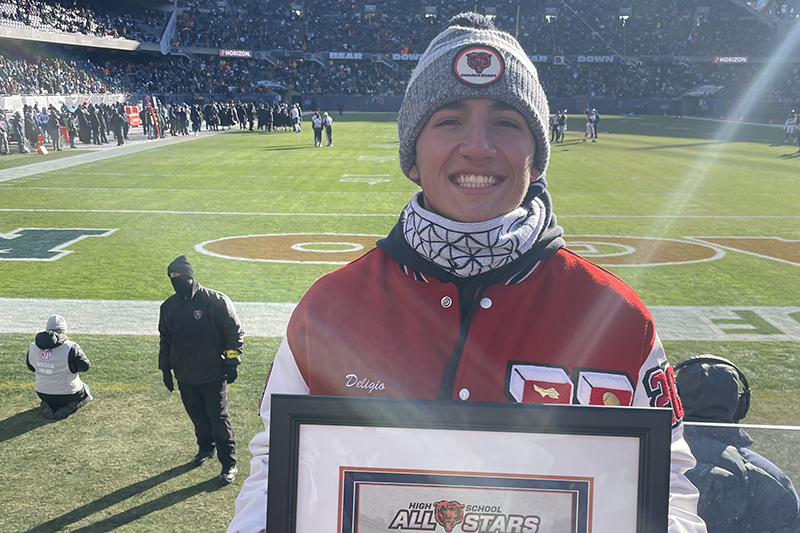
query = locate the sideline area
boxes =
[0,129,221,183]
[1,298,799,341]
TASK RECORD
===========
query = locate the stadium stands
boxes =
[0,54,114,94]
[0,0,165,41]
[0,0,797,104]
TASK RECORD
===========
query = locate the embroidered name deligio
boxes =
[345,373,386,393]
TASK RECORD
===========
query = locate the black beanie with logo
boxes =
[168,255,194,278]
[168,255,195,299]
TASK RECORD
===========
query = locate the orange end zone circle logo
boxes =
[194,234,725,267]
[566,235,725,267]
[195,233,386,265]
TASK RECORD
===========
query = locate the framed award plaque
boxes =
[267,395,672,533]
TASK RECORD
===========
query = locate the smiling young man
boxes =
[410,99,539,223]
[230,13,706,533]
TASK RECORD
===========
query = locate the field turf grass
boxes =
[0,148,92,171]
[1,113,799,531]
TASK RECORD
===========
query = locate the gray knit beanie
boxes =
[398,12,550,181]
[46,315,67,333]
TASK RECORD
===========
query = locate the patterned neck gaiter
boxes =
[402,191,546,278]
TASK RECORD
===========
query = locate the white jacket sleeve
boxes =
[634,333,707,533]
[228,336,309,533]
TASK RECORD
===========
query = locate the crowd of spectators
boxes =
[537,62,697,100]
[173,0,444,55]
[0,0,797,103]
[4,45,798,103]
[514,0,781,59]
[0,0,788,57]
[0,0,166,42]
[171,0,784,58]
[259,60,412,95]
[0,54,112,94]
[0,47,415,97]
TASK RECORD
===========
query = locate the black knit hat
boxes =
[675,360,741,423]
[167,255,194,278]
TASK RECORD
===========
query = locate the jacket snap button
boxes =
[459,388,470,400]
[480,297,492,309]
[441,296,452,308]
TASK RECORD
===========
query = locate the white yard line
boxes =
[561,215,800,219]
[3,173,369,180]
[681,116,785,128]
[0,208,797,219]
[2,187,785,197]
[0,298,295,337]
[0,186,406,194]
[2,299,800,340]
[623,116,783,129]
[0,208,398,216]
[685,421,800,431]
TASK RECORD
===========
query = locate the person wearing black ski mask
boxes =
[158,255,244,485]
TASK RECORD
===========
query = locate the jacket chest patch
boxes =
[193,310,203,320]
[505,363,634,407]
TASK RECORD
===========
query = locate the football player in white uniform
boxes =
[556,110,567,143]
[784,110,797,145]
[583,108,599,142]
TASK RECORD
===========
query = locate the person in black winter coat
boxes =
[46,109,63,151]
[190,105,202,134]
[158,255,244,485]
[97,105,109,144]
[675,355,800,533]
[264,105,273,131]
[24,112,39,150]
[110,110,125,146]
[87,104,100,145]
[77,105,92,144]
[26,315,92,420]
[62,109,78,149]
[10,111,26,153]
[0,112,9,155]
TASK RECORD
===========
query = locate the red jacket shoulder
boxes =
[548,247,651,317]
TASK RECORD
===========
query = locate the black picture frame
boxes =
[267,394,672,533]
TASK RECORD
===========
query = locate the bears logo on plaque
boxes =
[433,501,465,532]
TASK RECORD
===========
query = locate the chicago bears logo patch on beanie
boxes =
[453,45,504,86]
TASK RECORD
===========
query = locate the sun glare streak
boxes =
[624,22,800,286]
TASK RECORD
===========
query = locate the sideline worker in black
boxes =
[675,355,800,533]
[158,255,244,484]
[110,110,125,146]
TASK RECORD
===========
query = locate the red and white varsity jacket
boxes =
[229,247,706,533]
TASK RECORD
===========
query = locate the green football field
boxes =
[1,114,799,531]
